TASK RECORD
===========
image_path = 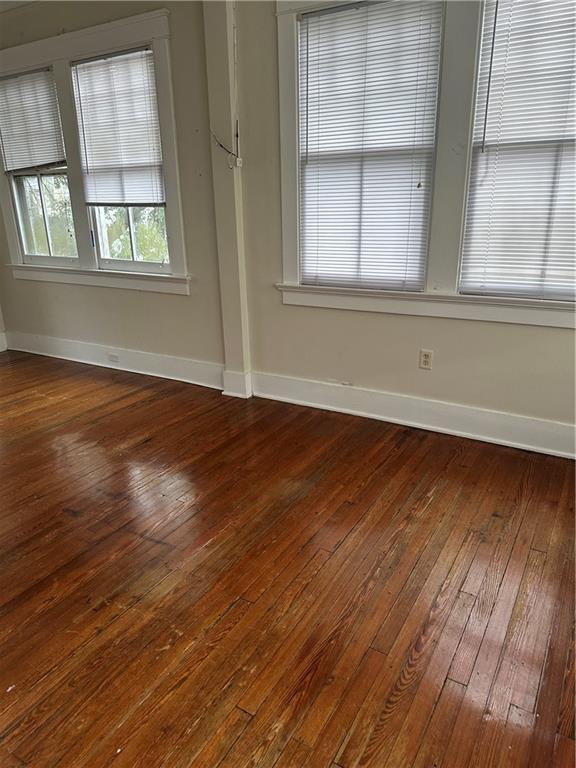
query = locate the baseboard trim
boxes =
[222,369,253,398]
[252,372,575,459]
[3,332,572,458]
[5,331,224,391]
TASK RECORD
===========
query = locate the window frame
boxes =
[296,2,443,294]
[90,204,172,273]
[0,11,190,295]
[10,166,79,267]
[276,0,574,328]
[458,0,575,303]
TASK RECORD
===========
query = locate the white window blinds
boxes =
[298,1,443,291]
[72,49,165,205]
[0,69,66,172]
[460,0,575,301]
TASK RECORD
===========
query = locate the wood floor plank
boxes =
[553,735,576,768]
[6,596,254,764]
[0,534,175,704]
[0,351,572,768]
[0,744,24,767]
[304,648,388,768]
[273,738,312,768]
[376,493,496,661]
[382,590,475,768]
[190,706,252,768]
[37,545,331,767]
[293,442,480,749]
[442,459,569,768]
[447,456,541,687]
[510,480,573,715]
[236,434,447,715]
[110,439,444,768]
[497,704,536,768]
[528,541,575,768]
[71,432,436,768]
[411,679,467,768]
[336,529,480,768]
[469,547,547,768]
[558,621,575,740]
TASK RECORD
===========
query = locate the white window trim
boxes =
[0,10,190,294]
[275,283,573,328]
[9,263,190,294]
[276,0,575,329]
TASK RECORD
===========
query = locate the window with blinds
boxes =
[460,0,575,301]
[298,1,443,291]
[0,69,78,259]
[0,14,185,277]
[72,49,164,206]
[72,49,169,266]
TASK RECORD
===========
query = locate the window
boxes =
[72,49,169,270]
[278,1,574,326]
[460,0,575,301]
[0,12,188,292]
[14,171,77,259]
[297,1,443,291]
[0,69,78,261]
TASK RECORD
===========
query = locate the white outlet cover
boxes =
[419,349,433,369]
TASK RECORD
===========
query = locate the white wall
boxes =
[0,1,573,440]
[0,1,224,365]
[238,0,575,425]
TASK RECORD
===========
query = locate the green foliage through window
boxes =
[42,175,78,258]
[133,207,169,263]
[93,205,168,264]
[15,173,77,258]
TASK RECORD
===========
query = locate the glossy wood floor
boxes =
[0,351,573,768]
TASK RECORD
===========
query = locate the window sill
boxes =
[10,264,191,295]
[276,283,575,328]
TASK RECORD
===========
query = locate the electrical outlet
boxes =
[107,352,119,363]
[419,349,433,370]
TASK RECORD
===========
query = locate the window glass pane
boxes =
[132,207,169,264]
[14,175,49,255]
[41,175,77,258]
[94,206,132,260]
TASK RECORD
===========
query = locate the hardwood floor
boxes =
[0,350,573,768]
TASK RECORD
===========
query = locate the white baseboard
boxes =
[222,369,253,398]
[5,331,224,391]
[3,332,572,457]
[252,372,575,459]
